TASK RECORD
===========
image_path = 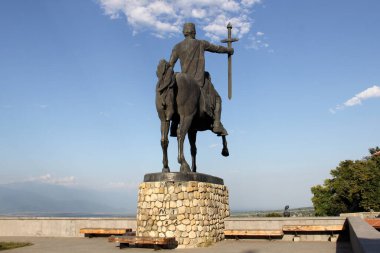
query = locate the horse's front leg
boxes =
[161,120,170,172]
[221,135,229,157]
[188,130,197,173]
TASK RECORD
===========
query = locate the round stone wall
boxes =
[136,181,229,248]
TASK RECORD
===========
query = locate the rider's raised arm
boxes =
[202,40,233,55]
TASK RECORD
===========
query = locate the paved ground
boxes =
[0,237,353,253]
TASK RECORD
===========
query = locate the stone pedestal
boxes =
[136,172,229,248]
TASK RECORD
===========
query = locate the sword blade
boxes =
[221,23,238,100]
[228,53,232,100]
[227,25,232,100]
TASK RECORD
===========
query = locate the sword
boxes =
[221,22,238,100]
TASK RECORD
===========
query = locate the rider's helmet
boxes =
[183,23,196,37]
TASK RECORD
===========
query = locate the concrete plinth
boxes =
[136,173,229,248]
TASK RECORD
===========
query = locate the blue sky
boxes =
[1,0,379,211]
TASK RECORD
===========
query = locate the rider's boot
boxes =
[212,98,228,136]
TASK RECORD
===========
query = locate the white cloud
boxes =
[344,85,380,106]
[330,85,380,113]
[99,0,262,40]
[99,0,124,19]
[246,33,270,51]
[29,174,77,186]
[242,0,262,7]
[209,143,221,149]
[191,9,207,19]
[99,111,110,117]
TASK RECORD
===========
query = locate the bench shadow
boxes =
[225,235,283,240]
[118,241,179,250]
[84,234,117,238]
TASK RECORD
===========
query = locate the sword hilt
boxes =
[220,38,239,44]
[221,23,239,45]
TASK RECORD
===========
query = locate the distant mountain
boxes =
[0,182,137,216]
[231,206,315,217]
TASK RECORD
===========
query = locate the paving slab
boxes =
[0,237,353,253]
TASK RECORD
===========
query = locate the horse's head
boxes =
[156,59,169,79]
[155,58,175,123]
[156,59,174,93]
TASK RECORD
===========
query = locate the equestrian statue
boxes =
[156,22,238,173]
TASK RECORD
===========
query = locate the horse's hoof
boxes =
[222,148,229,157]
[180,164,191,173]
[162,167,170,173]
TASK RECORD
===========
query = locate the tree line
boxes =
[311,147,380,216]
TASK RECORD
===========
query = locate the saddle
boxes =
[157,67,215,121]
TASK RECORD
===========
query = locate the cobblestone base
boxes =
[136,181,229,248]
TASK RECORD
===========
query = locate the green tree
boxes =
[311,147,380,216]
[265,212,282,217]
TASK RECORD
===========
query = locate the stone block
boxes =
[189,231,196,239]
[165,230,174,237]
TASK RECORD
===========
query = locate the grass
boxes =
[0,242,33,251]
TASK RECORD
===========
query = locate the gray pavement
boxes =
[0,237,353,253]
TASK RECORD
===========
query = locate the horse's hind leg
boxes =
[177,116,193,173]
[161,120,170,172]
[188,130,197,173]
[221,135,229,157]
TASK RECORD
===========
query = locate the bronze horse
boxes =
[156,59,229,173]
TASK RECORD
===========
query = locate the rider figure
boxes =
[169,23,233,136]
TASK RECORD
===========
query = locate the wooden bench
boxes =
[108,235,177,249]
[224,229,283,240]
[282,225,345,241]
[365,219,380,229]
[79,228,132,238]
